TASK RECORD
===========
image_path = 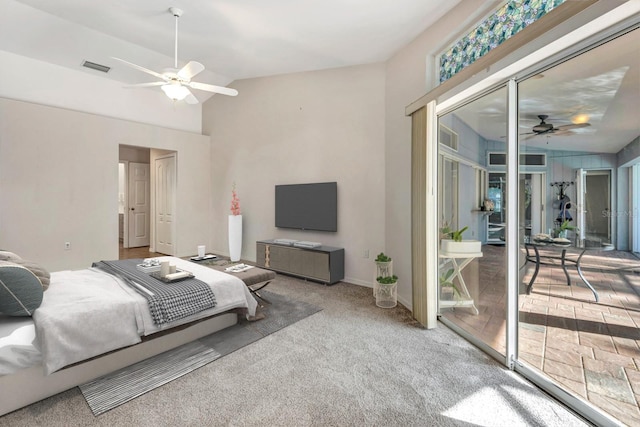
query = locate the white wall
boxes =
[0,98,213,272]
[0,50,203,134]
[202,63,386,287]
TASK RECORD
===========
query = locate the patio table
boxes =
[524,239,614,302]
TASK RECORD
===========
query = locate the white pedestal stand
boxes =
[228,214,242,262]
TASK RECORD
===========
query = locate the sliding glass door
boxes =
[516,27,640,425]
[433,25,639,426]
[437,87,508,359]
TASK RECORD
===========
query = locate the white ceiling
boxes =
[1,0,462,102]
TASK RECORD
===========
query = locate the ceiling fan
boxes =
[112,7,238,104]
[522,114,590,137]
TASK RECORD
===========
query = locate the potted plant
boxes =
[373,252,393,297]
[439,268,461,299]
[440,222,481,254]
[554,219,576,239]
[375,274,398,308]
[374,252,392,277]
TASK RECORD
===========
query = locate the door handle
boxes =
[131,208,135,211]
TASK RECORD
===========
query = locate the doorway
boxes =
[521,173,546,240]
[487,172,506,244]
[633,163,640,253]
[154,153,177,255]
[585,170,611,243]
[118,145,151,255]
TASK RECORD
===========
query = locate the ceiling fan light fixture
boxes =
[571,114,590,124]
[114,6,236,103]
[161,83,190,101]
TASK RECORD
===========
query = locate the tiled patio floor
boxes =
[440,245,640,426]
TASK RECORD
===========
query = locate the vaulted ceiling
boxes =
[1,0,463,103]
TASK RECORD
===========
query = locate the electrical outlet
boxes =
[363,249,369,259]
[64,242,71,250]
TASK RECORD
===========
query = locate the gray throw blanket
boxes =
[92,259,216,325]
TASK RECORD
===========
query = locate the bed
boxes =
[0,256,257,416]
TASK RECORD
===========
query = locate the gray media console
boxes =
[256,240,344,285]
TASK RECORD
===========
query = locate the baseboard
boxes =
[343,276,371,288]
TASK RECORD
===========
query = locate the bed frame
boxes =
[0,311,237,416]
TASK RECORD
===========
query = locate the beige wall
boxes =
[202,63,386,287]
[384,1,500,307]
[0,98,213,272]
[201,2,494,306]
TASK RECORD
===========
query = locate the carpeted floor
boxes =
[79,291,321,416]
[0,274,589,426]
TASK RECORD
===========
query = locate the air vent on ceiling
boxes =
[82,60,110,73]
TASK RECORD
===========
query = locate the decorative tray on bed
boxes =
[150,269,195,283]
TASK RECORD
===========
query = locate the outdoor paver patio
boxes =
[440,245,640,426]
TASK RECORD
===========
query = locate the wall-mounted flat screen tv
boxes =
[275,182,337,232]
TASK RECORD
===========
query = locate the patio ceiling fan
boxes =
[522,114,590,137]
[112,7,238,104]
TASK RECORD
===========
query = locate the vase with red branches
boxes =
[228,183,242,261]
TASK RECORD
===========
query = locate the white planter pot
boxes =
[228,214,242,262]
[373,260,393,297]
[375,281,397,308]
[440,239,481,254]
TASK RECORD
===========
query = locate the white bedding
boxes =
[4,257,257,376]
[0,316,42,376]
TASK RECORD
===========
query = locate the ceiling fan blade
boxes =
[187,81,238,96]
[178,61,205,80]
[184,90,199,105]
[124,82,165,88]
[552,131,572,136]
[554,123,591,131]
[112,57,168,81]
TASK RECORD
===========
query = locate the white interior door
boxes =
[155,155,176,255]
[575,168,586,240]
[127,162,150,248]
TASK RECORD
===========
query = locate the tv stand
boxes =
[256,240,344,285]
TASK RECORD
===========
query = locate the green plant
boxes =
[439,268,461,297]
[557,219,576,231]
[441,223,468,242]
[376,275,398,284]
[450,226,468,242]
[375,252,391,263]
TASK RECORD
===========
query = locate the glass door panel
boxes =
[517,28,640,424]
[437,87,508,357]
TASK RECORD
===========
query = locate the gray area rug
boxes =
[79,290,321,416]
